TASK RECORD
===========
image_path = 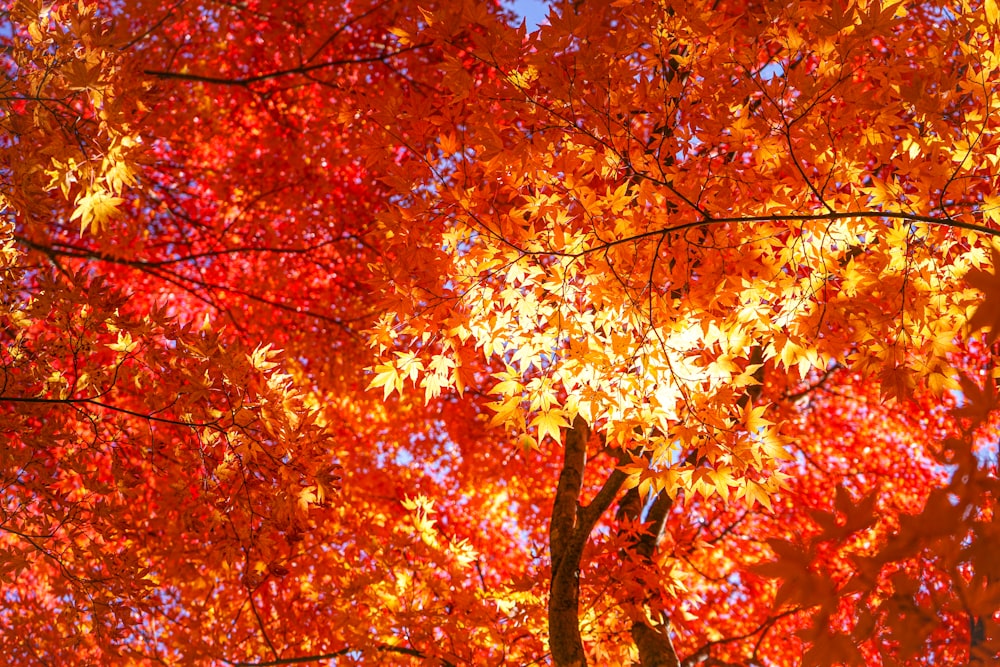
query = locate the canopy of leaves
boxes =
[1,0,999,665]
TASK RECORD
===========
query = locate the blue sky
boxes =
[510,0,549,30]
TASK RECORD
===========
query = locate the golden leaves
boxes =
[106,330,137,355]
[986,0,999,27]
[71,188,124,235]
[4,1,142,239]
[367,360,406,401]
[530,408,569,445]
[247,343,282,372]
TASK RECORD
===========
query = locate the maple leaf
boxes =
[964,244,1000,344]
[367,362,401,400]
[107,331,137,354]
[952,373,997,425]
[741,400,773,433]
[71,188,124,235]
[531,409,569,444]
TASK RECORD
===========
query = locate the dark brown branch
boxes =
[246,591,280,662]
[227,643,456,667]
[15,233,367,268]
[682,607,802,667]
[229,651,350,666]
[123,0,186,50]
[577,462,629,532]
[16,237,364,340]
[636,491,674,560]
[783,362,842,402]
[549,416,589,572]
[0,394,217,428]
[617,484,680,667]
[632,622,681,667]
[736,345,765,410]
[144,44,431,86]
[303,0,392,65]
[507,210,1000,260]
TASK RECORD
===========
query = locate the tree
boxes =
[1,0,999,665]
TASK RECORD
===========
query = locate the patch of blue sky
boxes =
[509,0,549,31]
[758,61,785,82]
[394,446,414,467]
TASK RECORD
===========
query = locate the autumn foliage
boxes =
[2,0,1000,664]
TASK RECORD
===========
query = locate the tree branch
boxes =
[505,210,1000,260]
[617,485,680,667]
[227,643,456,666]
[632,622,681,667]
[144,44,431,87]
[0,394,216,428]
[636,491,674,561]
[783,362,842,402]
[736,345,765,410]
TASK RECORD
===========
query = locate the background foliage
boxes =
[1,0,999,665]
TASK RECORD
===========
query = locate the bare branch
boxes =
[144,44,431,87]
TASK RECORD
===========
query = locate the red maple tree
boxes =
[1,0,999,664]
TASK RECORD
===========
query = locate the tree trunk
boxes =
[547,418,631,667]
[548,417,589,667]
[632,621,681,667]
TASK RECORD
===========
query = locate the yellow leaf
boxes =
[488,395,523,427]
[926,371,958,394]
[393,351,424,383]
[387,26,411,45]
[490,370,524,396]
[983,194,1000,225]
[708,466,735,502]
[367,362,400,400]
[71,188,123,235]
[986,0,999,26]
[107,331,137,354]
[247,344,280,371]
[742,401,773,433]
[421,372,446,402]
[738,480,773,511]
[531,409,569,444]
